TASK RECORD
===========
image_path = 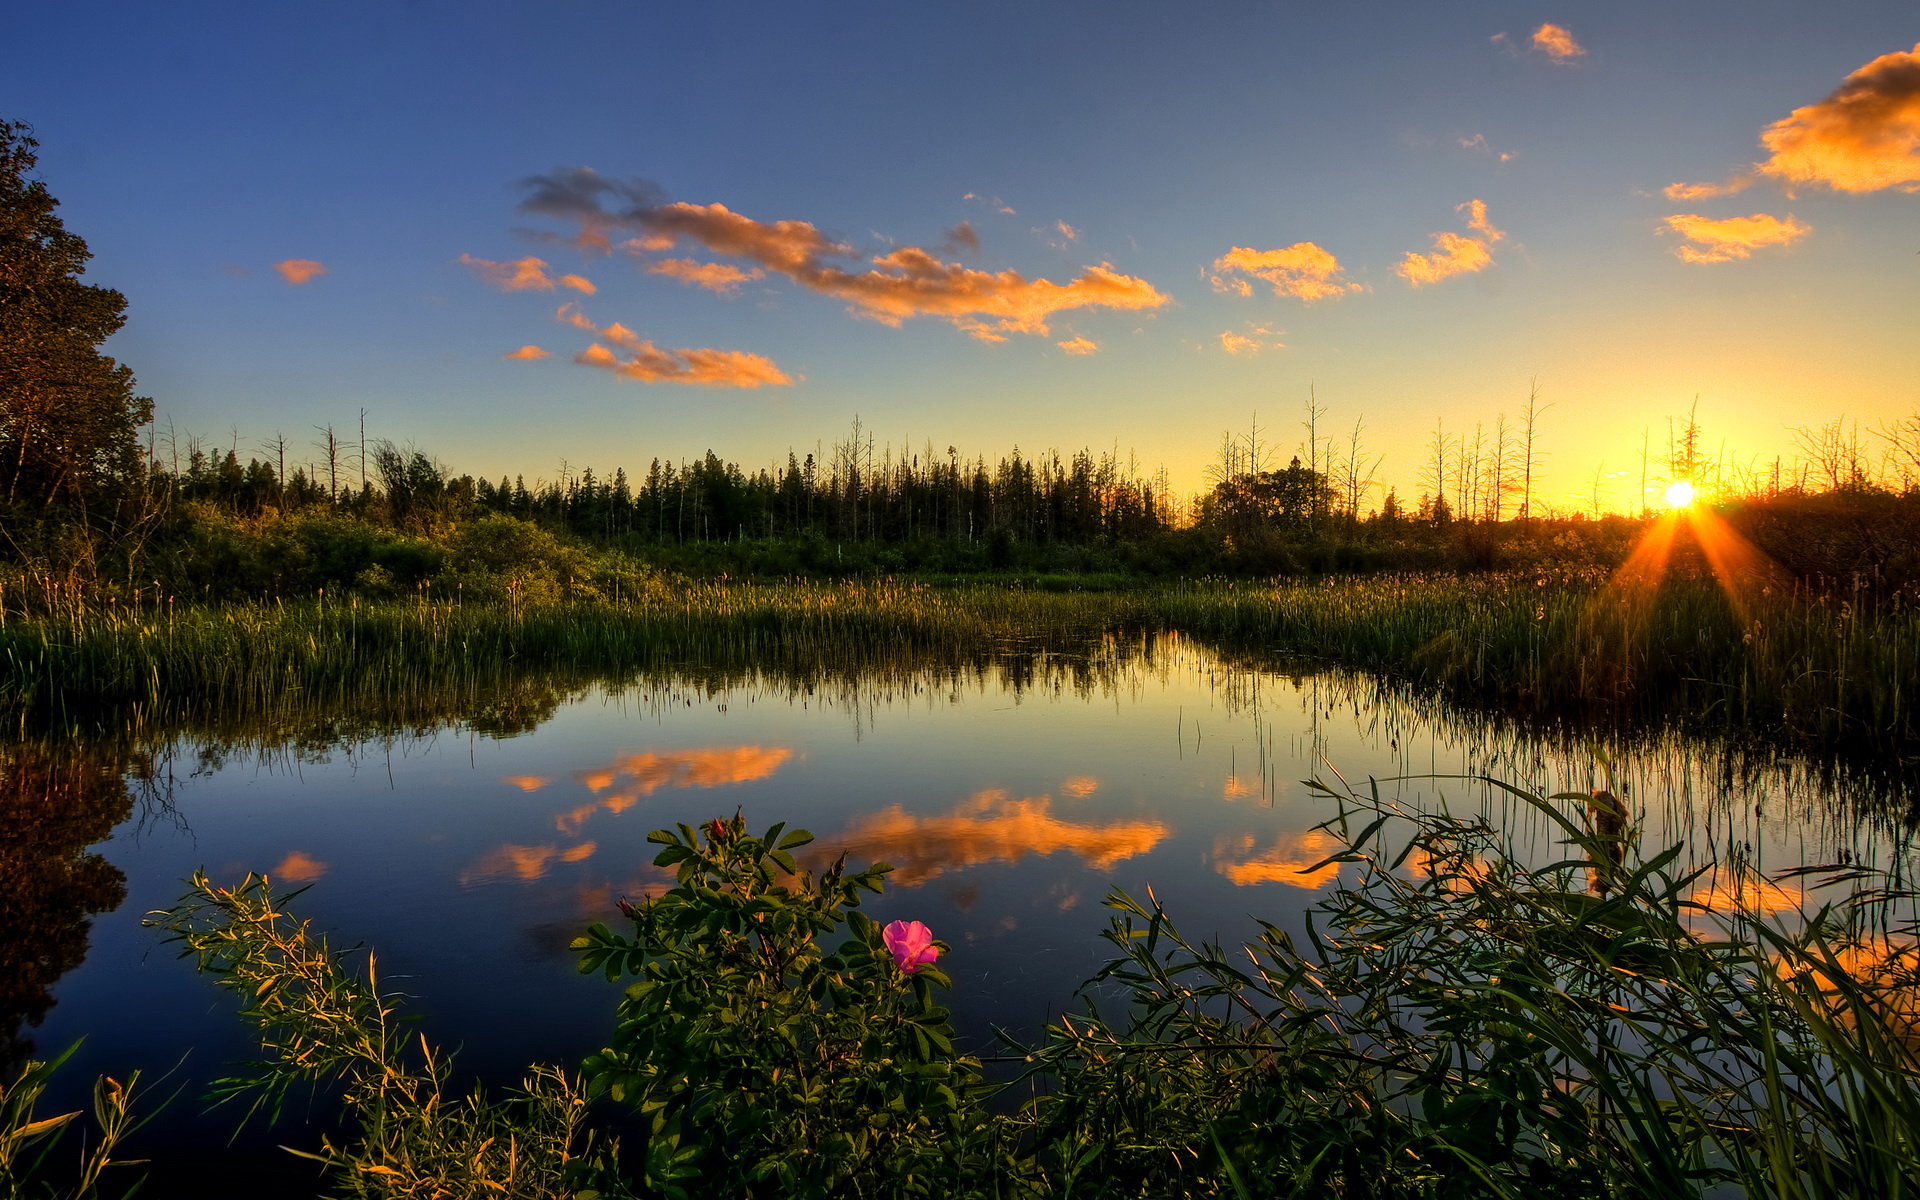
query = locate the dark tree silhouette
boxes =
[0,121,151,512]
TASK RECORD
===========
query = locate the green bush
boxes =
[571,814,991,1198]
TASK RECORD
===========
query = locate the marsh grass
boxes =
[3,574,1915,763]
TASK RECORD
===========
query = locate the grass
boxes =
[2,573,1915,765]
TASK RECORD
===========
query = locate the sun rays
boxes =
[1603,486,1784,625]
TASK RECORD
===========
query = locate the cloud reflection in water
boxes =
[813,789,1168,886]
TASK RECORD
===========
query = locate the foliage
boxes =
[150,872,625,1199]
[1003,775,1920,1197]
[0,1042,145,1200]
[0,121,150,514]
[148,778,1920,1197]
[569,813,992,1198]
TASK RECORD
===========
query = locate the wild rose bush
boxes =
[569,813,992,1198]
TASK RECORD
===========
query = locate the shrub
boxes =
[570,814,992,1198]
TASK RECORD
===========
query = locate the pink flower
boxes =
[882,920,939,975]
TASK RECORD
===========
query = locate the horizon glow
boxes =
[3,2,1915,515]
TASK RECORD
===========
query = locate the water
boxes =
[8,632,1913,1186]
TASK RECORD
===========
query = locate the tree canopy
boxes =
[0,120,150,512]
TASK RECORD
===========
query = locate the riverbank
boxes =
[3,574,1913,760]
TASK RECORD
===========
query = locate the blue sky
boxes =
[6,1,1916,510]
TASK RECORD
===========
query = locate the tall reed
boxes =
[3,574,1914,759]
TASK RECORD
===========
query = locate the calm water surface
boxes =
[14,633,1915,1179]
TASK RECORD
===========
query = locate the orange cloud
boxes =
[1057,336,1099,355]
[1395,200,1504,287]
[515,176,1167,341]
[1061,776,1099,798]
[557,746,794,834]
[273,259,327,285]
[1663,212,1810,263]
[1056,220,1079,241]
[646,258,767,293]
[1460,198,1503,241]
[1219,323,1284,356]
[574,341,792,387]
[1668,43,1920,198]
[1213,830,1343,888]
[556,303,792,387]
[1690,872,1806,916]
[272,851,327,883]
[459,254,563,291]
[1209,242,1359,302]
[559,273,596,294]
[812,790,1169,886]
[502,345,550,361]
[1663,179,1746,200]
[1753,42,1920,193]
[1458,134,1515,163]
[460,841,596,885]
[1531,23,1585,62]
[503,774,551,790]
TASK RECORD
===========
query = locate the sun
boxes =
[1664,480,1697,509]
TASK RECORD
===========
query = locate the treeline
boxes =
[13,414,1916,601]
[159,431,1174,550]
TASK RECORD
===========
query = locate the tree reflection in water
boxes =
[0,744,137,1072]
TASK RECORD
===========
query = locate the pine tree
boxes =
[0,121,151,512]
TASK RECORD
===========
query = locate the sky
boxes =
[5,1,1917,512]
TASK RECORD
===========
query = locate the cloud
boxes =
[646,257,767,293]
[1209,241,1360,302]
[964,192,1017,215]
[273,259,327,285]
[1460,198,1503,241]
[460,253,564,292]
[1459,134,1516,163]
[559,274,596,294]
[556,746,794,834]
[1663,179,1747,200]
[515,175,1168,341]
[1531,23,1586,62]
[575,341,793,387]
[1753,41,1920,193]
[460,840,597,886]
[271,851,327,883]
[514,166,667,254]
[1219,323,1284,356]
[1212,830,1343,888]
[1668,42,1920,198]
[1061,776,1099,797]
[941,221,980,254]
[1395,199,1504,287]
[503,345,550,360]
[551,302,793,387]
[1057,336,1099,355]
[1056,220,1079,241]
[806,790,1168,886]
[1663,212,1810,263]
[503,775,551,790]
